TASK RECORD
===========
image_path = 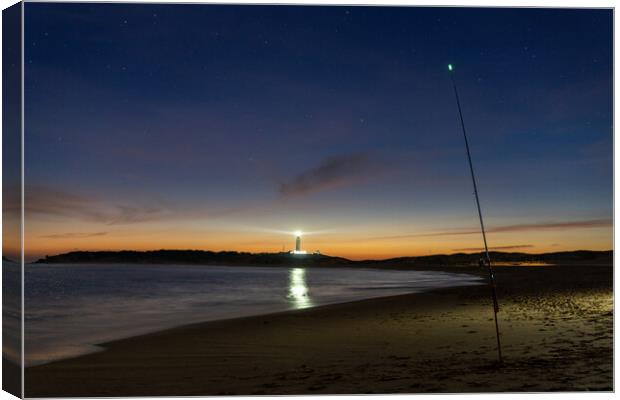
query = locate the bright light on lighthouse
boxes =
[291,230,307,255]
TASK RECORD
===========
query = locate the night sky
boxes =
[19,4,612,261]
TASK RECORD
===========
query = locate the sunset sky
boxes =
[13,4,612,261]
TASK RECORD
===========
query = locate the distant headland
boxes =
[33,249,613,268]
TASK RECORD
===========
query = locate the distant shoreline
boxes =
[33,249,613,269]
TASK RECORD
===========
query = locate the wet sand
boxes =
[25,264,612,396]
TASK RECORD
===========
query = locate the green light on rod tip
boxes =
[448,64,453,71]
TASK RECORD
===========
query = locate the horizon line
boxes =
[23,247,614,263]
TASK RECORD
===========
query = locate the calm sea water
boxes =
[18,263,482,366]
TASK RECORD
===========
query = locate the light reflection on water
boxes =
[25,263,482,366]
[287,268,313,309]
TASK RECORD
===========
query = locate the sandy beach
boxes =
[25,264,612,396]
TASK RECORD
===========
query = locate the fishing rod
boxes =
[448,63,503,364]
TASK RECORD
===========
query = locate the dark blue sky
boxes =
[22,4,612,259]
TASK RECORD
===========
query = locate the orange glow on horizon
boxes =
[17,223,613,263]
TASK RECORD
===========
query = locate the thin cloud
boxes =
[21,185,248,226]
[23,185,169,225]
[41,232,108,239]
[361,219,612,242]
[278,153,384,197]
[452,244,534,252]
[18,185,108,222]
[107,206,164,225]
[489,219,611,233]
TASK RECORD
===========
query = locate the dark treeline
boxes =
[34,249,612,268]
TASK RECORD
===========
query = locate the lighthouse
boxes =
[291,230,307,255]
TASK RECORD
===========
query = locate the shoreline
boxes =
[25,264,612,396]
[32,249,613,270]
[24,267,485,367]
[77,281,487,358]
